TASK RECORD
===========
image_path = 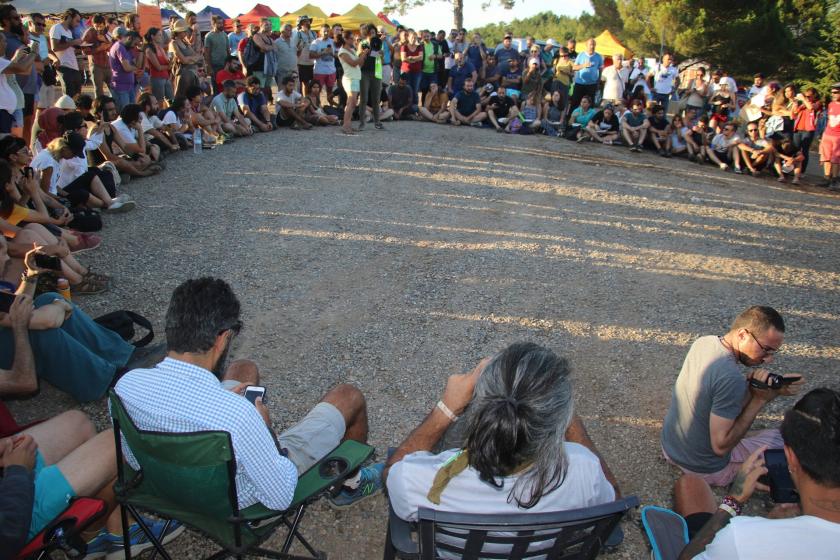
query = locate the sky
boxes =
[192,0,592,30]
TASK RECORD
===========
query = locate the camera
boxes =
[749,373,801,390]
[362,36,382,52]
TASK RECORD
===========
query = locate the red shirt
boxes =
[82,27,110,67]
[400,44,422,73]
[147,44,170,79]
[216,69,246,93]
[793,100,821,132]
[238,37,249,53]
[825,101,840,138]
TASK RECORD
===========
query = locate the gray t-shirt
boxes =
[661,335,747,473]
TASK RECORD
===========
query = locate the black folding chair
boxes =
[383,496,639,560]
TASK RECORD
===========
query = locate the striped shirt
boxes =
[113,357,297,511]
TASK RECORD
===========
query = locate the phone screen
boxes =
[764,449,799,503]
[0,291,15,313]
[243,386,266,406]
[34,253,62,271]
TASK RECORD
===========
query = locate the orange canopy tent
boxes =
[594,29,633,59]
[225,4,279,31]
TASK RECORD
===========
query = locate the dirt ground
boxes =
[8,122,840,559]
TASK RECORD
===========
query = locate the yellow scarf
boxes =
[426,450,533,505]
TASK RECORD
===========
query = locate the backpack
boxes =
[67,208,102,232]
[94,310,154,347]
[242,38,261,70]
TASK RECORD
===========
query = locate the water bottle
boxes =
[56,277,71,301]
[193,129,202,153]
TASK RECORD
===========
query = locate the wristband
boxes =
[720,495,742,516]
[436,400,458,422]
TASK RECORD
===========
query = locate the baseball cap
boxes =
[503,33,512,39]
[546,38,556,47]
[64,132,86,158]
[831,82,840,91]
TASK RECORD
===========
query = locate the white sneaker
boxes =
[105,200,136,213]
[114,194,132,203]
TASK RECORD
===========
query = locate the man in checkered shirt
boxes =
[114,277,384,511]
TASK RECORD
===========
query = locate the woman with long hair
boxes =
[791,87,821,173]
[542,90,565,136]
[400,30,423,104]
[145,27,173,104]
[169,20,202,100]
[337,30,368,135]
[305,81,339,126]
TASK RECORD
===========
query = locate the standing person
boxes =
[649,52,678,110]
[168,20,201,102]
[227,19,245,56]
[183,11,203,58]
[81,15,111,99]
[252,18,276,102]
[274,24,297,92]
[433,30,450,92]
[600,53,628,107]
[203,16,229,96]
[494,34,518,74]
[791,87,821,173]
[400,30,423,106]
[684,67,709,115]
[48,9,83,98]
[818,83,840,189]
[311,24,336,94]
[358,24,384,131]
[0,6,36,140]
[144,27,173,104]
[418,30,437,103]
[566,38,578,58]
[377,26,393,87]
[107,27,137,111]
[465,32,485,82]
[28,13,60,118]
[337,30,367,135]
[570,38,603,111]
[293,16,316,96]
[551,47,573,106]
[123,14,146,101]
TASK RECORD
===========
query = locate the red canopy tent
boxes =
[224,3,278,31]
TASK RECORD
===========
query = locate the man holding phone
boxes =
[115,278,385,513]
[675,388,840,559]
[661,306,804,487]
[48,8,83,97]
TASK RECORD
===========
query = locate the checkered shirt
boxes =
[113,357,298,511]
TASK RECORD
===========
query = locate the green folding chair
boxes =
[109,390,375,560]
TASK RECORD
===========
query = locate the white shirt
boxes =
[57,156,87,189]
[161,109,181,127]
[711,132,740,152]
[0,59,16,112]
[139,111,161,133]
[293,29,316,65]
[710,77,737,96]
[693,515,840,559]
[110,117,137,144]
[30,149,60,194]
[601,64,629,101]
[275,89,302,105]
[310,38,335,75]
[651,63,678,94]
[49,23,79,70]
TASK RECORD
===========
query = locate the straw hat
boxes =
[171,19,189,34]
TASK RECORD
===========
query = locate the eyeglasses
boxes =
[746,330,778,356]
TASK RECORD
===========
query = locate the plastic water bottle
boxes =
[193,129,202,153]
[56,278,71,301]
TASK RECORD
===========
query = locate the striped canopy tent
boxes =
[329,4,395,33]
[196,5,230,32]
[278,4,330,29]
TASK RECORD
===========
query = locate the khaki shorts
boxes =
[37,84,61,109]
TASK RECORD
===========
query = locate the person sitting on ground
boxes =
[520,56,543,100]
[385,342,621,528]
[157,97,192,150]
[274,75,312,130]
[669,114,689,157]
[237,76,273,132]
[567,95,596,141]
[542,90,566,137]
[215,56,246,95]
[417,82,449,124]
[705,122,741,171]
[210,80,253,137]
[449,78,485,127]
[686,114,712,162]
[89,97,161,178]
[621,99,649,152]
[485,85,515,132]
[771,136,804,185]
[303,81,339,126]
[661,306,804,488]
[735,122,774,176]
[110,103,162,163]
[137,93,182,152]
[482,53,499,87]
[675,388,840,559]
[185,85,225,142]
[517,90,543,134]
[114,277,385,512]
[583,103,619,144]
[647,105,672,157]
[389,73,417,121]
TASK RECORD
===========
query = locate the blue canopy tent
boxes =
[160,7,182,26]
[196,6,230,32]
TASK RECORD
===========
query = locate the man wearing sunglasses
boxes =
[735,123,774,176]
[661,306,804,488]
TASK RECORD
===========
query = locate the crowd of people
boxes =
[0,4,839,559]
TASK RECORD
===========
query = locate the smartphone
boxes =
[243,385,266,406]
[764,449,799,503]
[780,375,802,385]
[0,291,15,313]
[34,253,62,271]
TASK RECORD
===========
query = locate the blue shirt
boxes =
[448,61,475,94]
[495,45,519,73]
[228,31,246,54]
[237,91,266,117]
[454,90,481,115]
[466,44,483,70]
[114,358,298,511]
[4,32,37,94]
[574,51,603,85]
[382,36,392,65]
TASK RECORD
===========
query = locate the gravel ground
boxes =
[8,122,840,559]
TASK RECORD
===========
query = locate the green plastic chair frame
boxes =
[109,390,374,560]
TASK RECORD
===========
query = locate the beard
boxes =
[211,339,232,380]
[11,23,24,36]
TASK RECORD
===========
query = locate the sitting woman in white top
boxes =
[677,388,840,560]
[384,342,619,527]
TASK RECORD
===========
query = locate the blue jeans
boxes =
[111,89,133,112]
[653,92,671,110]
[792,130,815,173]
[407,71,422,105]
[150,77,174,103]
[419,72,436,95]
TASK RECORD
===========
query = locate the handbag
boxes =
[94,310,154,347]
[42,63,58,86]
[68,208,102,232]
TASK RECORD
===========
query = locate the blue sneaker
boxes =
[329,463,385,509]
[104,517,185,560]
[81,528,112,559]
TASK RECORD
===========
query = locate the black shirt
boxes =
[648,115,669,131]
[591,110,620,132]
[488,94,515,116]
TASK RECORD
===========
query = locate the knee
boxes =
[225,359,260,385]
[325,383,366,414]
[59,409,97,441]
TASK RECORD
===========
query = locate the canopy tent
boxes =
[160,8,182,26]
[594,29,633,59]
[330,4,396,33]
[224,3,278,31]
[15,0,134,14]
[196,5,230,32]
[377,12,399,30]
[278,4,330,29]
[136,2,162,36]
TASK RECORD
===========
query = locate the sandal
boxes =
[74,273,109,295]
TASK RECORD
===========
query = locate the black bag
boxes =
[68,208,102,232]
[42,63,58,87]
[242,38,261,71]
[94,311,154,347]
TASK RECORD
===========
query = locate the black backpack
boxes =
[94,311,154,347]
[242,38,261,71]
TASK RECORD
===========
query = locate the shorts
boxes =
[29,450,76,539]
[820,134,840,164]
[313,73,336,91]
[685,512,713,538]
[506,88,521,98]
[342,76,360,94]
[298,64,314,85]
[0,109,12,133]
[278,402,345,473]
[37,84,61,110]
[23,93,35,117]
[713,150,732,164]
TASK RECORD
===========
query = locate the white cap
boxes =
[54,95,76,110]
[546,38,556,47]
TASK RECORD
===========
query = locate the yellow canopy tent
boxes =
[278,4,329,28]
[329,4,396,33]
[594,29,633,59]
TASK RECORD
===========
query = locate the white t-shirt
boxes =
[711,132,740,152]
[275,89,302,105]
[387,443,615,523]
[310,38,336,75]
[0,58,16,112]
[693,515,840,560]
[601,64,629,101]
[49,24,79,70]
[57,156,87,189]
[29,149,60,194]
[110,118,137,144]
[293,29,316,65]
[710,77,737,96]
[651,63,678,94]
[161,109,181,127]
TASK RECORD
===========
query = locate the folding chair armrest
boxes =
[290,440,375,507]
[388,504,419,556]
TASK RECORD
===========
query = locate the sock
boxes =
[343,470,362,490]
